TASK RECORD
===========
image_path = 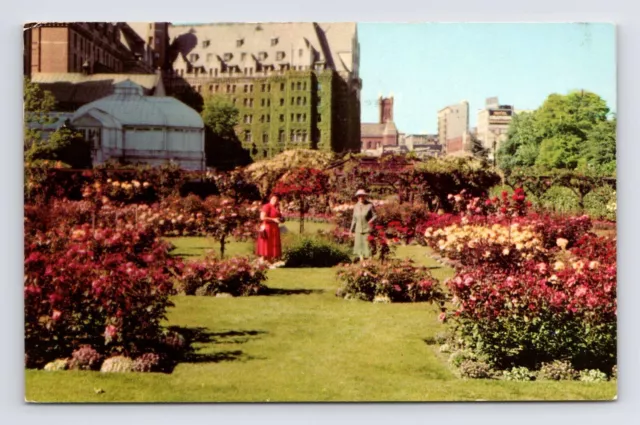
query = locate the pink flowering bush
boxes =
[445,234,616,371]
[336,259,446,304]
[24,221,181,368]
[178,256,269,297]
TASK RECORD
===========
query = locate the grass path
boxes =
[25,226,616,402]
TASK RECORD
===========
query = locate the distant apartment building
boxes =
[165,22,362,159]
[476,97,515,161]
[361,96,399,152]
[438,100,472,156]
[23,22,169,78]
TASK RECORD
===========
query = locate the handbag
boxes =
[259,223,268,239]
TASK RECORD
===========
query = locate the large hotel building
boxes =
[165,22,362,159]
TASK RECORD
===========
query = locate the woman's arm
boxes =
[368,205,377,225]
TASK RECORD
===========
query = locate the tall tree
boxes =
[497,112,541,171]
[581,117,617,174]
[201,95,250,169]
[23,78,56,149]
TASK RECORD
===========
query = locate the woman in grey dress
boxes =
[349,189,377,261]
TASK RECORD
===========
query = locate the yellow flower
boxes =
[554,261,565,271]
[556,238,569,250]
[589,261,600,270]
[502,248,510,255]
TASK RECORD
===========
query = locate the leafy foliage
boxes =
[282,235,351,267]
[336,259,446,304]
[179,256,269,297]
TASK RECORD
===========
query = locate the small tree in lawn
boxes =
[273,167,329,234]
[202,197,261,258]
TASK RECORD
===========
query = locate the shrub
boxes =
[579,369,608,383]
[449,349,477,368]
[68,345,102,371]
[336,259,445,303]
[100,356,134,373]
[446,236,616,371]
[282,235,351,267]
[24,222,180,366]
[459,360,494,379]
[434,332,449,345]
[132,353,162,373]
[502,366,535,381]
[537,361,578,381]
[439,344,452,354]
[584,185,616,221]
[44,359,69,372]
[178,256,268,297]
[539,186,581,215]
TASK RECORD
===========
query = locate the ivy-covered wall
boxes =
[171,69,360,160]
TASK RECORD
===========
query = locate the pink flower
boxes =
[51,310,62,321]
[438,312,447,323]
[104,325,118,342]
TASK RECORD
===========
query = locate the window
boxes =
[298,48,303,57]
[291,97,295,105]
[249,99,254,107]
[261,84,266,92]
[244,98,249,106]
[232,98,237,105]
[280,98,285,106]
[209,69,213,76]
[241,52,247,61]
[279,114,285,122]
[290,113,294,121]
[297,97,302,105]
[267,99,271,107]
[244,85,248,93]
[280,83,285,91]
[262,134,268,144]
[297,82,301,90]
[223,53,232,61]
[271,37,279,46]
[244,115,253,124]
[203,40,210,48]
[303,82,307,90]
[261,99,265,107]
[258,52,267,60]
[250,84,254,93]
[237,39,244,47]
[276,51,285,60]
[214,68,219,77]
[291,82,295,90]
[279,129,285,142]
[226,84,231,93]
[215,84,219,92]
[232,85,237,93]
[296,114,301,122]
[266,114,270,123]
[267,84,271,92]
[189,53,198,62]
[302,97,307,106]
[244,130,252,142]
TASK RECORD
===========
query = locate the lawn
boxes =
[25,228,617,402]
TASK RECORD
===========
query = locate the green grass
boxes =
[25,233,616,402]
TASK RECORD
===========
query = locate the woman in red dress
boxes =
[256,195,283,261]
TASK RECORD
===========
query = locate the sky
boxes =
[357,23,617,134]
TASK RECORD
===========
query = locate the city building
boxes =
[165,22,362,159]
[476,97,515,161]
[361,96,399,153]
[29,72,165,112]
[438,100,473,156]
[70,80,205,170]
[23,22,169,78]
[400,133,443,158]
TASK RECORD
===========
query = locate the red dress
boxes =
[256,203,282,260]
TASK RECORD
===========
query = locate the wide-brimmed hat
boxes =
[354,189,368,197]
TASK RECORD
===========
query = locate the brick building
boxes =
[23,22,169,78]
[164,22,362,160]
[360,96,399,153]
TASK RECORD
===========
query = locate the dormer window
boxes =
[203,40,210,48]
[236,38,244,47]
[276,51,285,61]
[271,37,279,46]
[223,53,233,61]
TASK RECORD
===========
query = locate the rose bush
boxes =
[336,259,446,304]
[444,234,616,371]
[178,256,269,297]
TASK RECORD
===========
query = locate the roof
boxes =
[30,73,163,111]
[168,22,357,75]
[361,121,398,138]
[71,80,203,128]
